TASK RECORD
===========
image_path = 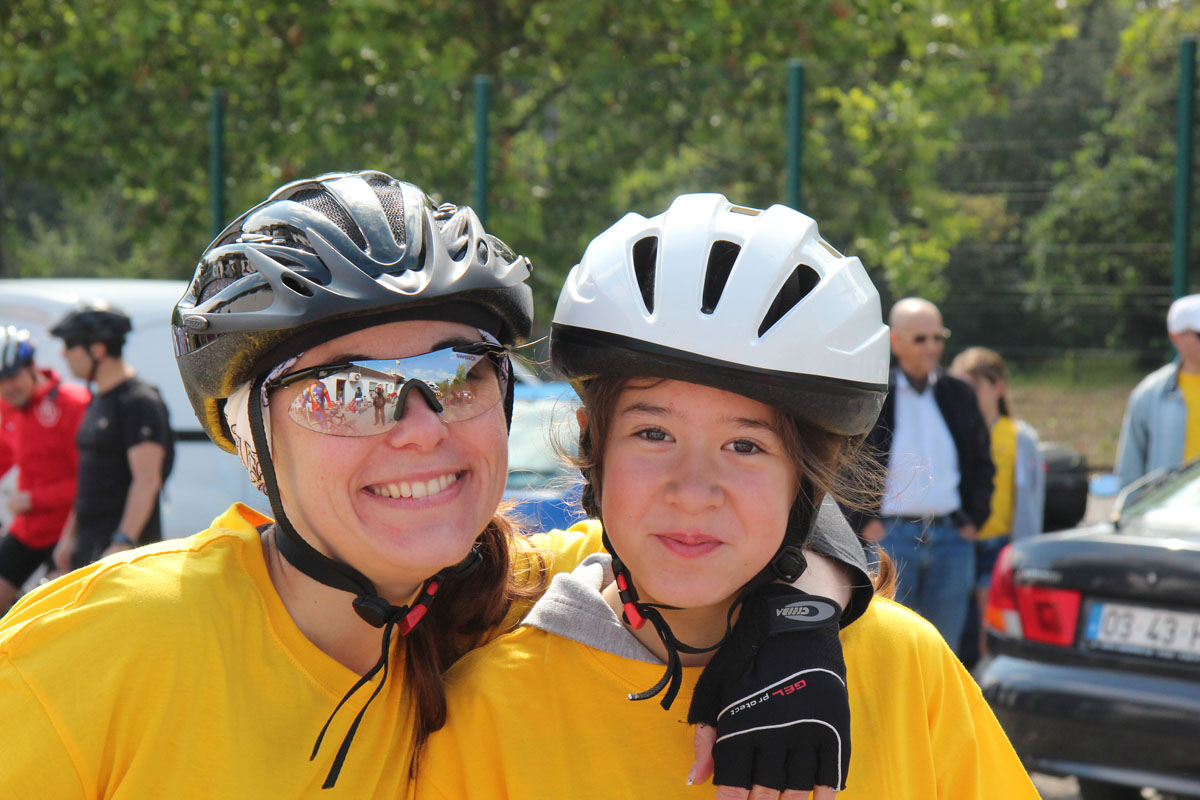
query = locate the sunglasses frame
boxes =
[266,341,507,392]
[265,341,510,434]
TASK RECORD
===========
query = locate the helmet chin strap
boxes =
[602,483,817,710]
[84,345,101,385]
[246,373,481,788]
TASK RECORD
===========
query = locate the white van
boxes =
[0,278,269,538]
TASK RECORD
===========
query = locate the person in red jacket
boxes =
[0,327,90,612]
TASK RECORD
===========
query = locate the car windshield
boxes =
[506,392,579,492]
[1121,459,1200,535]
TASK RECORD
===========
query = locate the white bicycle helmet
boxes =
[551,192,888,437]
[550,193,889,708]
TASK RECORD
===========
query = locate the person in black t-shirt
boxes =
[48,301,173,571]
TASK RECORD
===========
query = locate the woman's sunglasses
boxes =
[266,342,509,437]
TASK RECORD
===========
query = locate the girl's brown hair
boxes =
[406,507,547,770]
[950,346,1013,417]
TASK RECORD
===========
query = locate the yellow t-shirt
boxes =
[980,416,1017,540]
[1179,371,1200,462]
[415,596,1039,800]
[0,504,599,799]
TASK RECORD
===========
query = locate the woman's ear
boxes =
[576,406,588,433]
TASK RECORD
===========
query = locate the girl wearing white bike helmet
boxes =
[0,174,865,799]
[416,194,1040,799]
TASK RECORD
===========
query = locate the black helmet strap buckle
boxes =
[769,544,808,584]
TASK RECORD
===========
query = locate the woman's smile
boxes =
[364,470,462,500]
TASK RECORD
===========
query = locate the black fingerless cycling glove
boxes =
[688,584,850,792]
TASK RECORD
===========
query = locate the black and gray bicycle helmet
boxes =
[0,327,36,379]
[550,192,890,706]
[174,169,532,453]
[49,300,132,346]
[173,170,533,786]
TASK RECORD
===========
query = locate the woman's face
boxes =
[597,379,798,611]
[269,319,508,600]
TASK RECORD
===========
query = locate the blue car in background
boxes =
[504,376,584,533]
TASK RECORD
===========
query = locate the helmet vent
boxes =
[757,264,820,337]
[631,236,659,314]
[368,178,407,246]
[291,188,368,250]
[701,240,741,314]
[281,274,316,298]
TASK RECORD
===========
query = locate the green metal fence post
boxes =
[1172,38,1196,300]
[210,89,225,241]
[473,75,492,226]
[786,60,806,211]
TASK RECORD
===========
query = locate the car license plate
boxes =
[1084,601,1200,662]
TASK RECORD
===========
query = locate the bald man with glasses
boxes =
[850,297,994,656]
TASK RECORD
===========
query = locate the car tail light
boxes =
[1015,585,1081,647]
[985,544,1083,647]
[984,544,1022,637]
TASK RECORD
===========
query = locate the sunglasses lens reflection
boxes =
[284,347,505,436]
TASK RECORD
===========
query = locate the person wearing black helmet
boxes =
[0,327,90,612]
[0,173,867,798]
[48,300,174,571]
[416,194,1040,799]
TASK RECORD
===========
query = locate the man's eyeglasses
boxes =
[266,342,509,436]
[909,328,951,345]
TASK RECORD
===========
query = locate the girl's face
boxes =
[597,379,798,611]
[269,319,508,600]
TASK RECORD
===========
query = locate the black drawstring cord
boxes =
[608,531,733,711]
[627,604,690,708]
[312,614,398,789]
[247,373,483,789]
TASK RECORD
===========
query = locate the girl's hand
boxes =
[690,723,838,798]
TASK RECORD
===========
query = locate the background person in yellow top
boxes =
[0,173,867,799]
[1115,293,1200,488]
[949,347,1045,665]
[416,194,1039,799]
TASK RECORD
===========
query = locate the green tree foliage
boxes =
[1020,1,1200,358]
[937,0,1130,357]
[2,0,1071,329]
